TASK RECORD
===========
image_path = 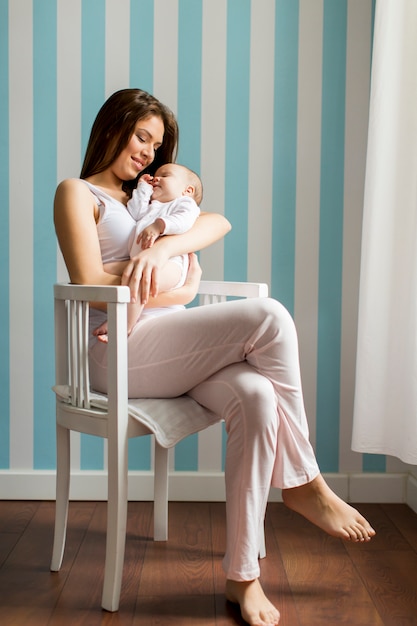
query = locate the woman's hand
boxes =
[121,211,230,304]
[143,252,202,308]
[183,252,202,296]
[121,244,169,304]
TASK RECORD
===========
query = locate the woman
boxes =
[54,88,375,626]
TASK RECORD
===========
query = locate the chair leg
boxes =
[101,438,129,612]
[153,442,169,541]
[51,424,70,572]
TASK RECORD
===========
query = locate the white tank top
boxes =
[83,181,184,341]
[83,181,136,263]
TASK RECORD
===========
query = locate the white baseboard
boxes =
[349,472,407,503]
[0,470,411,504]
[406,474,417,514]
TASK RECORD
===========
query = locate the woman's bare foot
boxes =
[225,578,280,626]
[282,474,376,542]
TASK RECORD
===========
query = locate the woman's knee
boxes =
[224,368,277,434]
[260,297,295,332]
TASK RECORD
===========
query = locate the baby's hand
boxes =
[140,174,153,185]
[137,219,165,249]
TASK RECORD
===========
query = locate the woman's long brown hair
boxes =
[80,89,178,195]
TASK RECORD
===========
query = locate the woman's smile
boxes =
[131,155,145,171]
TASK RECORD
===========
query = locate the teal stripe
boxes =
[316,0,347,472]
[80,434,103,470]
[177,0,202,171]
[0,0,9,469]
[33,0,57,469]
[175,433,198,471]
[128,437,151,470]
[129,0,154,92]
[271,0,299,314]
[81,0,106,469]
[363,453,386,473]
[224,0,251,281]
[81,0,106,158]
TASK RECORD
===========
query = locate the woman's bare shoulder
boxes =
[54,178,97,224]
[55,177,89,196]
[55,178,96,208]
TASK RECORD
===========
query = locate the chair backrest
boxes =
[54,284,131,412]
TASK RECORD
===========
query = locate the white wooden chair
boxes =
[50,280,269,611]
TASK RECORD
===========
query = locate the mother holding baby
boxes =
[54,88,375,626]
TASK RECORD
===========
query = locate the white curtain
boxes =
[352,0,417,464]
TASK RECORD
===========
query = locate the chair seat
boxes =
[54,384,221,448]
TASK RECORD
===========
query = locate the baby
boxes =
[95,163,202,342]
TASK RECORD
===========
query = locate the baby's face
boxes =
[151,164,189,202]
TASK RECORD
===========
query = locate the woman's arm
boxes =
[55,179,230,305]
[103,254,202,307]
[145,252,202,308]
[54,178,121,287]
[123,212,231,304]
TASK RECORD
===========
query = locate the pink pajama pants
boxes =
[90,297,320,581]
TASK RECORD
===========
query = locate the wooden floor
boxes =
[0,501,416,625]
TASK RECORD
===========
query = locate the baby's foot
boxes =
[282,474,376,542]
[225,578,280,626]
[93,322,109,343]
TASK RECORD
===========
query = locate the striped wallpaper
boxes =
[1,0,404,494]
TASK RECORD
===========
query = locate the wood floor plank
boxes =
[137,502,214,597]
[347,549,417,626]
[271,507,384,626]
[0,501,91,625]
[347,503,414,552]
[381,503,417,552]
[133,502,216,625]
[0,501,40,567]
[0,502,97,626]
[133,595,216,626]
[0,531,21,568]
[51,501,152,623]
[0,500,40,534]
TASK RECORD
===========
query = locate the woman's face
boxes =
[113,115,165,181]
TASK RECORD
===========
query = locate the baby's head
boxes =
[151,163,203,205]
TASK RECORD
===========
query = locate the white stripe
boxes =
[57,0,82,182]
[199,0,227,279]
[386,456,408,473]
[9,0,34,469]
[153,0,178,114]
[247,0,275,286]
[70,432,81,470]
[57,0,81,464]
[294,0,323,449]
[339,0,372,471]
[105,0,130,96]
[56,0,82,283]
